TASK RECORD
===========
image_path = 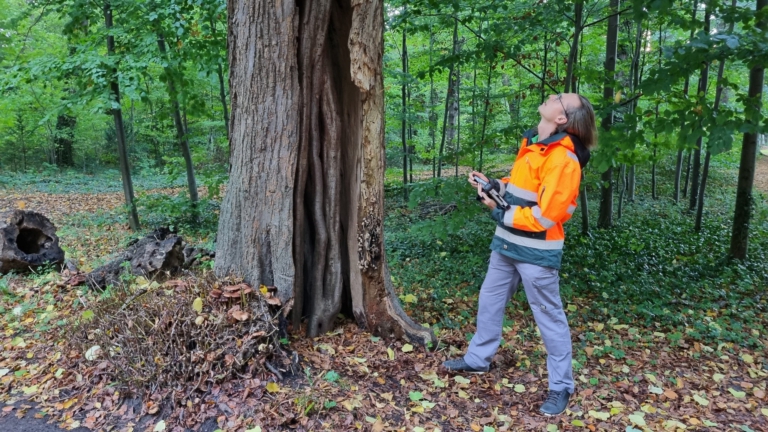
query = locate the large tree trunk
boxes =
[731,0,767,259]
[104,2,139,231]
[157,33,199,204]
[597,0,619,230]
[217,0,435,346]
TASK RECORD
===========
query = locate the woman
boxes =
[442,93,597,416]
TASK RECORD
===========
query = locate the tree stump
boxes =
[0,210,66,274]
[86,228,185,289]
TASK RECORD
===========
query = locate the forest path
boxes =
[754,151,768,196]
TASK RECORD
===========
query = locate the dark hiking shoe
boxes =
[539,389,572,416]
[441,357,489,374]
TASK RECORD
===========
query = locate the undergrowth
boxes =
[385,149,768,349]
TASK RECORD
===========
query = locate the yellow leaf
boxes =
[403,294,417,304]
[192,298,203,313]
[514,384,525,393]
[259,285,268,294]
[614,90,622,103]
[387,348,395,360]
[761,408,768,416]
[17,201,25,209]
[402,344,414,353]
[454,376,471,384]
[266,382,279,393]
[411,405,424,413]
[588,410,610,421]
[712,373,725,383]
[742,354,754,364]
[594,323,604,331]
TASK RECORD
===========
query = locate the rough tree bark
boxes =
[216,0,435,346]
[730,0,767,259]
[597,0,619,229]
[104,2,139,231]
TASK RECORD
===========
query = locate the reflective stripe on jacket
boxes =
[489,129,589,269]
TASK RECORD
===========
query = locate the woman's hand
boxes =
[468,171,488,188]
[477,184,497,210]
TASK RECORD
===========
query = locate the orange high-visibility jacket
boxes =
[489,129,590,269]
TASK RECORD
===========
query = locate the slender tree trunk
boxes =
[683,150,692,197]
[674,0,699,203]
[652,23,663,200]
[564,1,583,93]
[627,19,643,203]
[455,64,461,178]
[401,20,408,201]
[540,35,548,103]
[478,63,492,173]
[689,5,711,212]
[104,2,139,231]
[428,24,436,179]
[55,114,76,167]
[218,0,434,345]
[696,0,736,231]
[564,2,589,235]
[597,0,619,229]
[730,0,766,258]
[211,17,230,142]
[437,18,458,179]
[157,33,199,204]
[617,164,626,219]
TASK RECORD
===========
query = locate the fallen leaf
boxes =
[402,344,414,353]
[153,420,166,432]
[588,410,610,420]
[628,412,646,427]
[266,382,279,393]
[85,345,101,361]
[192,297,203,313]
[454,376,470,384]
[693,394,709,406]
[728,388,746,398]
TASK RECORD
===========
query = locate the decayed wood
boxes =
[0,210,65,274]
[218,0,435,346]
[86,228,184,289]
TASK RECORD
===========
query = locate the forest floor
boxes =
[754,151,768,195]
[1,166,767,432]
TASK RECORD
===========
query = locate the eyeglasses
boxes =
[556,94,568,119]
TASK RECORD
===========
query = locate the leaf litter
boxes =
[0,189,766,431]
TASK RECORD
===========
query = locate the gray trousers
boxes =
[464,251,575,392]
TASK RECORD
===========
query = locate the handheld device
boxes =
[473,176,511,210]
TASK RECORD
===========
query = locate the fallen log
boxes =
[0,210,65,274]
[86,228,185,289]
